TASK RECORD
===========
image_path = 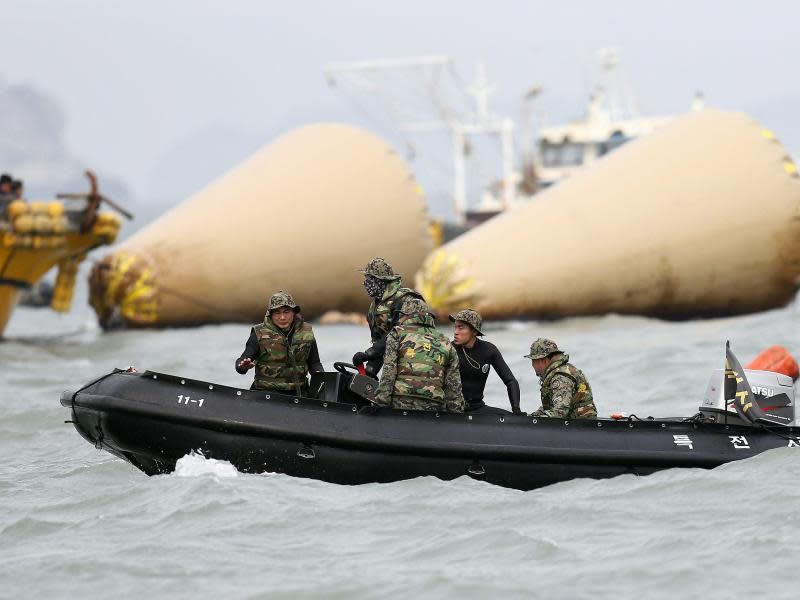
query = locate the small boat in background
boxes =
[0,170,130,337]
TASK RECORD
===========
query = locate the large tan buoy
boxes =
[89,123,431,328]
[417,110,800,319]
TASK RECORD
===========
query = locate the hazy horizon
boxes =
[4,1,800,219]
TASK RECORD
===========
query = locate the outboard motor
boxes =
[700,369,796,426]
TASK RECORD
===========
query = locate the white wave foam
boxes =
[174,451,239,478]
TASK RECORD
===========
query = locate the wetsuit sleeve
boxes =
[444,347,465,413]
[374,331,399,407]
[532,374,576,418]
[364,335,387,361]
[235,328,259,374]
[491,348,521,411]
[307,339,324,373]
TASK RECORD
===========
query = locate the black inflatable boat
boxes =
[61,347,799,491]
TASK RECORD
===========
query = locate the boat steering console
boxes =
[311,362,377,407]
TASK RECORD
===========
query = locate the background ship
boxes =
[324,49,703,232]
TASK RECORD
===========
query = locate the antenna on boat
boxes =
[597,48,640,124]
[724,342,729,427]
[691,91,706,112]
[520,84,543,195]
[56,170,134,232]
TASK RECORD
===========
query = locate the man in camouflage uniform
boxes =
[236,291,323,395]
[525,338,597,419]
[374,298,464,413]
[352,257,423,377]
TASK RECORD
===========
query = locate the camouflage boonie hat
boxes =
[358,257,401,281]
[448,308,484,336]
[524,338,561,359]
[400,297,430,316]
[267,290,299,312]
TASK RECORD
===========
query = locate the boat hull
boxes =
[62,371,799,490]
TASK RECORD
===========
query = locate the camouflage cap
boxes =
[267,290,300,312]
[524,338,561,359]
[400,297,430,316]
[358,257,401,281]
[448,308,484,336]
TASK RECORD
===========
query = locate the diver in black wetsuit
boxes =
[449,309,522,415]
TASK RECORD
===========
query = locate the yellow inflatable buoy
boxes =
[7,200,27,220]
[13,214,34,234]
[47,201,64,218]
[417,110,800,319]
[29,201,47,215]
[88,123,432,328]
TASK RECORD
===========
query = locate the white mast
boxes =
[324,56,519,224]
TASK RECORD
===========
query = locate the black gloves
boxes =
[352,351,369,365]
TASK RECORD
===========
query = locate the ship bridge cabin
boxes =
[536,113,672,188]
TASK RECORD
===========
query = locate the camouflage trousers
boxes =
[387,394,448,412]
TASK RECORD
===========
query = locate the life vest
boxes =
[367,279,422,343]
[540,354,597,419]
[253,317,315,394]
[392,314,451,403]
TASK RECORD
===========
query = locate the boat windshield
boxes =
[541,141,584,167]
[597,131,630,157]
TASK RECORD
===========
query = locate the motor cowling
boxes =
[701,369,796,426]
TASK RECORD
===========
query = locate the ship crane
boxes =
[324,56,521,225]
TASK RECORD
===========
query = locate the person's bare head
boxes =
[452,320,478,347]
[531,356,552,377]
[270,306,295,331]
[449,309,483,348]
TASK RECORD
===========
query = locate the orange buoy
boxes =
[746,345,799,381]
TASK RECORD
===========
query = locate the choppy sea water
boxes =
[1,291,798,599]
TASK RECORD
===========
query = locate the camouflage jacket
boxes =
[253,317,315,395]
[367,279,422,343]
[374,313,464,413]
[532,354,597,419]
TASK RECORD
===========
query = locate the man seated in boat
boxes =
[373,298,464,413]
[235,291,323,396]
[450,308,522,415]
[351,257,424,378]
[525,338,597,419]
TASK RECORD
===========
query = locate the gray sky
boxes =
[4,0,800,217]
